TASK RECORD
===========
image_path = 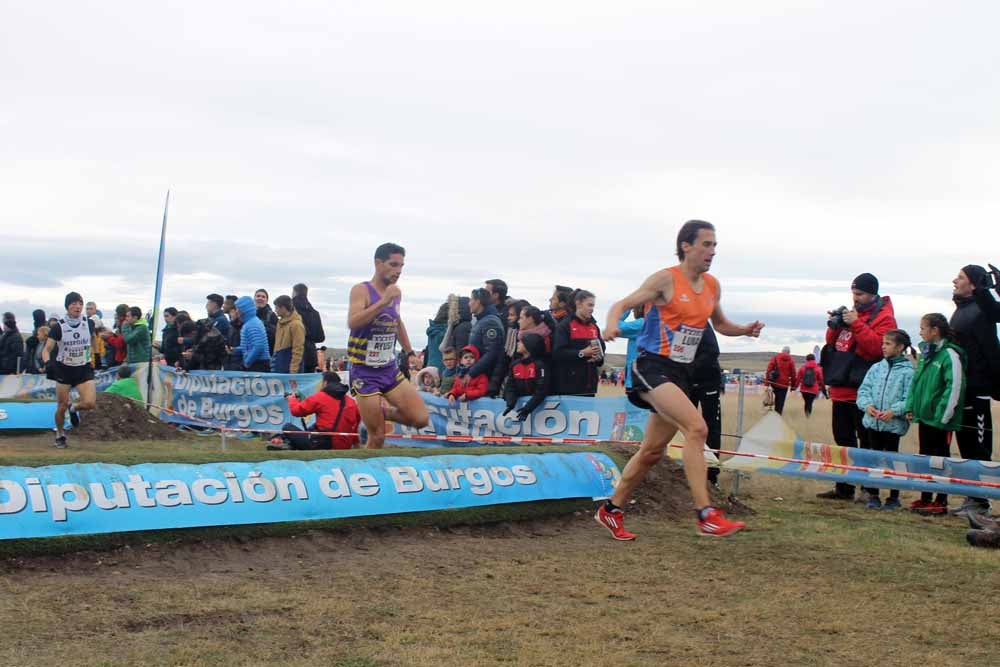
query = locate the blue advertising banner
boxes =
[388,393,649,445]
[0,452,621,540]
[156,366,323,430]
[0,402,64,430]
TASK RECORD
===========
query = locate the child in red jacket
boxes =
[447,345,488,404]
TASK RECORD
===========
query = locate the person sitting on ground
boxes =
[856,329,916,510]
[438,347,459,395]
[122,306,151,364]
[552,290,605,397]
[0,313,24,375]
[271,295,305,374]
[415,366,440,394]
[233,296,269,372]
[269,372,361,450]
[966,512,1000,549]
[104,364,143,402]
[502,333,550,422]
[446,345,488,404]
[764,346,797,415]
[796,353,826,417]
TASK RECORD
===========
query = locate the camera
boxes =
[827,305,849,329]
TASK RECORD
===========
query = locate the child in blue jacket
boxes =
[856,329,916,509]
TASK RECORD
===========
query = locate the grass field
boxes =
[1,394,998,666]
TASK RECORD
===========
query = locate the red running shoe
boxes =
[909,499,931,513]
[697,508,745,537]
[595,505,636,541]
[916,501,948,516]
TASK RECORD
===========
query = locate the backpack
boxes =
[768,364,780,383]
[802,366,816,387]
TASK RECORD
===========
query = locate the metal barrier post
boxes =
[731,372,747,497]
[220,429,227,451]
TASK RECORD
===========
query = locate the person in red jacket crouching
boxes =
[269,371,361,450]
[447,345,488,405]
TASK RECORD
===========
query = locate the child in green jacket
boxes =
[905,314,966,515]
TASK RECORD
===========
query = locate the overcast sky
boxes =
[2,1,998,355]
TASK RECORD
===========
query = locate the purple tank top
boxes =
[348,282,400,368]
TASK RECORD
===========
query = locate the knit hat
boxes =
[851,273,879,295]
[962,264,988,289]
[64,291,83,309]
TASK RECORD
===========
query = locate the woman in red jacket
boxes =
[795,353,826,417]
[269,372,361,450]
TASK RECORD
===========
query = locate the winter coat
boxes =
[256,304,279,354]
[161,323,181,366]
[233,296,269,369]
[821,296,897,402]
[288,383,360,450]
[439,366,458,394]
[443,297,473,354]
[857,356,915,435]
[552,315,605,397]
[905,339,966,431]
[692,324,723,391]
[951,294,1000,397]
[293,295,325,344]
[447,346,489,401]
[122,319,151,363]
[0,329,25,374]
[272,310,306,374]
[425,320,448,372]
[765,352,797,390]
[190,323,227,371]
[468,304,504,379]
[618,311,644,390]
[105,377,144,402]
[796,360,825,396]
[502,334,550,419]
[24,335,46,374]
[208,309,231,339]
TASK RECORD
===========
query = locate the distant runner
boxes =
[42,292,98,448]
[601,220,764,538]
[347,243,430,448]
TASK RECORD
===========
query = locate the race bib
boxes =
[366,334,396,367]
[669,324,703,364]
[63,344,88,366]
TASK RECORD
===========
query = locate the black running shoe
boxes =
[54,434,68,449]
[69,408,80,427]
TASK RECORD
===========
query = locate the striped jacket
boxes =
[904,339,966,431]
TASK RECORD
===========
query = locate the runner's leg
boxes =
[356,394,388,449]
[55,383,71,434]
[383,381,430,430]
[610,411,677,508]
[644,382,711,508]
[72,380,97,412]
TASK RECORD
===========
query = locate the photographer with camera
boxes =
[948,265,1000,517]
[818,273,897,501]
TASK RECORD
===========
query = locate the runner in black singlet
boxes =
[42,292,98,448]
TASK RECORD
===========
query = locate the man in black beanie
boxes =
[818,272,897,501]
[42,291,98,448]
[949,264,999,516]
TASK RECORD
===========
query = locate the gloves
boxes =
[502,406,513,416]
[515,408,530,422]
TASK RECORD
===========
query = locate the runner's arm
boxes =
[710,286,764,337]
[347,284,389,330]
[41,338,55,364]
[604,271,671,340]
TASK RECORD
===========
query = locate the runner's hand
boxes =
[382,284,402,305]
[603,324,620,342]
[744,321,764,337]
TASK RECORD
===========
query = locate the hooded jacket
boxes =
[415,366,441,393]
[122,318,151,363]
[796,359,825,395]
[288,380,360,450]
[447,345,489,401]
[905,339,966,431]
[503,333,550,419]
[765,351,797,390]
[161,322,181,366]
[552,314,605,397]
[468,303,504,379]
[857,355,915,435]
[822,295,897,402]
[272,308,306,374]
[950,294,1000,397]
[425,317,449,372]
[293,295,325,344]
[233,296,269,369]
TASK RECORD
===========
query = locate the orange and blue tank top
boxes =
[636,267,719,364]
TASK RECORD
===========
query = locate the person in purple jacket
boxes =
[347,243,430,448]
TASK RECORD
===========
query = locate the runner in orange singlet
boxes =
[600,220,765,538]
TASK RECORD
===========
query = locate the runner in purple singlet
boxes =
[347,243,430,448]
